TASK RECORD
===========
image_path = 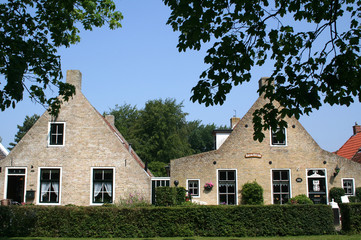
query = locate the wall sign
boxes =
[245,153,262,158]
[296,178,303,183]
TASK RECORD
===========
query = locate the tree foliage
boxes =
[106,99,222,176]
[187,120,217,153]
[0,0,122,116]
[164,0,361,141]
[9,113,40,150]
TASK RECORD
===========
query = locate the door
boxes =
[7,175,25,203]
[307,169,327,204]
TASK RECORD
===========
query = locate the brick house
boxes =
[335,123,361,164]
[0,70,152,205]
[170,78,361,205]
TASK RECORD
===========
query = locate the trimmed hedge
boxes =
[0,205,334,237]
[339,203,361,234]
[155,186,186,206]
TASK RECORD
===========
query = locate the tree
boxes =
[105,103,139,143]
[187,120,217,153]
[0,0,122,116]
[164,0,361,142]
[9,114,40,150]
[132,98,194,165]
[107,99,226,176]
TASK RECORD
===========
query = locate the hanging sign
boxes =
[245,153,262,158]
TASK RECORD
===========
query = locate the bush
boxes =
[339,203,361,234]
[155,186,186,206]
[289,194,313,204]
[329,187,345,204]
[0,204,334,238]
[241,181,264,205]
[356,187,361,202]
[118,192,151,207]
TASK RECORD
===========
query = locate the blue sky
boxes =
[0,0,360,152]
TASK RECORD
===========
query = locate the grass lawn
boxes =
[1,235,361,240]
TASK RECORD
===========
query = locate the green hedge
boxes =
[339,203,361,234]
[0,205,334,238]
[154,186,186,206]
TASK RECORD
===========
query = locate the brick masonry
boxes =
[171,83,361,205]
[0,70,151,205]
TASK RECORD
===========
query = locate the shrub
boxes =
[356,187,361,201]
[155,186,186,206]
[118,192,151,207]
[329,187,345,204]
[0,205,335,238]
[289,194,313,204]
[339,203,361,233]
[241,181,264,205]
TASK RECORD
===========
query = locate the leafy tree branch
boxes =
[164,0,361,141]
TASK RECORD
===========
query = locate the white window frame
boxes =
[187,179,200,198]
[217,169,238,205]
[4,167,27,203]
[270,169,292,204]
[342,178,355,196]
[48,122,66,146]
[270,127,287,146]
[37,167,62,205]
[90,167,115,205]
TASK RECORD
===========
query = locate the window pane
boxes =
[219,184,227,193]
[228,171,235,180]
[41,170,51,180]
[281,171,288,180]
[103,170,113,180]
[219,171,227,180]
[94,170,103,180]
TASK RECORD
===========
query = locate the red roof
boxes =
[336,129,361,160]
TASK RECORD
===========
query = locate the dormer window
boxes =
[49,122,65,146]
[271,128,286,146]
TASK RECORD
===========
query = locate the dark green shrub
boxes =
[176,187,187,205]
[241,181,263,205]
[289,194,313,204]
[340,203,361,233]
[155,186,186,206]
[329,187,345,204]
[356,187,361,202]
[0,204,334,238]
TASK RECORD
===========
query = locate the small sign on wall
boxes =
[296,178,303,183]
[245,153,262,158]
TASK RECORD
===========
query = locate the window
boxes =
[187,180,200,197]
[272,170,290,204]
[49,122,65,146]
[39,169,60,203]
[92,169,113,204]
[271,128,286,146]
[218,170,236,205]
[343,179,355,195]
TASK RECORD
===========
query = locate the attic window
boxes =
[49,122,65,146]
[271,128,286,146]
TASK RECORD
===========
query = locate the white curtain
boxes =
[52,182,59,201]
[93,182,103,199]
[104,183,112,197]
[41,182,51,201]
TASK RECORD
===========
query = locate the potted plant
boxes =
[204,182,214,191]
